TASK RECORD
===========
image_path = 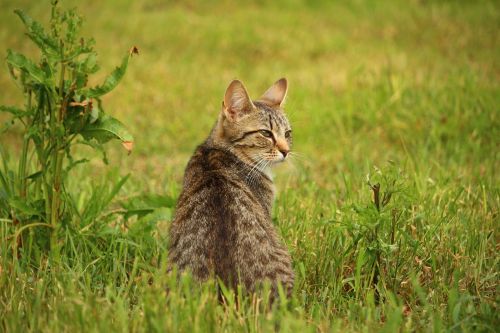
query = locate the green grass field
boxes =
[0,0,498,331]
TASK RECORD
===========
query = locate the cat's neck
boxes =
[205,115,251,166]
[206,113,227,147]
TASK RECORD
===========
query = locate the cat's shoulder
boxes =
[186,143,239,177]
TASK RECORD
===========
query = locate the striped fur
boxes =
[168,79,294,297]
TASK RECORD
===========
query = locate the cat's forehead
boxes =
[253,101,290,129]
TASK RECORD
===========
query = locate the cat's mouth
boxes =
[276,155,287,163]
[268,153,288,164]
[248,150,289,169]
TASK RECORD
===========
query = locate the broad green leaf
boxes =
[85,47,138,98]
[128,207,171,236]
[123,208,155,220]
[8,197,43,217]
[128,193,176,209]
[121,194,175,219]
[89,103,99,124]
[14,9,59,58]
[0,105,26,116]
[80,114,134,153]
[6,50,48,85]
[79,52,99,74]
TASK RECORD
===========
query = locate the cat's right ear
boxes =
[258,78,288,107]
[223,80,255,122]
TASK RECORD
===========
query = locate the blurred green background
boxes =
[1,0,497,190]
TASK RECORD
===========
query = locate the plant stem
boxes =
[58,60,66,120]
[49,51,66,263]
[18,89,32,198]
[49,148,63,263]
[42,90,52,240]
[18,135,29,197]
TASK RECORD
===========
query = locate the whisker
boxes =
[249,156,272,185]
[287,151,306,160]
[246,155,266,184]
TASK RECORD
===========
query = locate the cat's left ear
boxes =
[223,80,255,122]
[258,78,288,107]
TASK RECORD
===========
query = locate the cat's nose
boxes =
[279,149,289,158]
[276,139,289,158]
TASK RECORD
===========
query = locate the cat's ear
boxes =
[258,78,288,107]
[223,80,255,122]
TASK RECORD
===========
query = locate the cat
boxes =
[167,78,294,298]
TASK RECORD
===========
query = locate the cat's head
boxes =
[212,78,292,168]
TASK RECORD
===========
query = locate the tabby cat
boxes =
[168,78,294,296]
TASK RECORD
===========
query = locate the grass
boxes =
[0,0,498,331]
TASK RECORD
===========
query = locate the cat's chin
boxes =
[271,156,287,164]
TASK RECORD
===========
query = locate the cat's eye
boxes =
[259,130,273,138]
[285,130,292,139]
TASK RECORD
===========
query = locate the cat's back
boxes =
[168,143,273,281]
